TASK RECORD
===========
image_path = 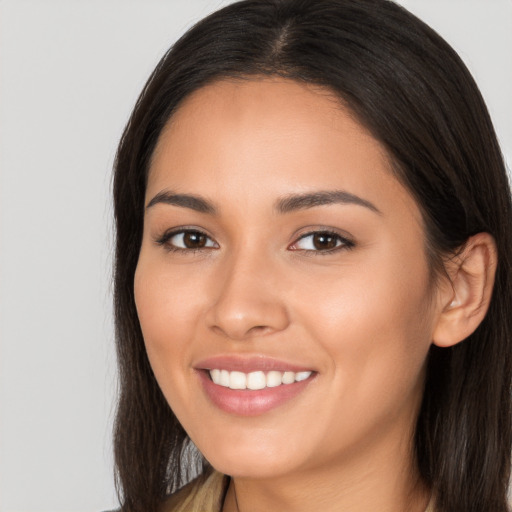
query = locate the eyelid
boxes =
[154,226,355,255]
[155,227,219,252]
[288,229,355,254]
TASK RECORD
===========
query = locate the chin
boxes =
[198,434,308,479]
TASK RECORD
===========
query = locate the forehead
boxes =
[151,77,387,173]
[147,77,421,227]
[165,77,359,138]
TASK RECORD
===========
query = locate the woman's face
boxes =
[135,78,441,479]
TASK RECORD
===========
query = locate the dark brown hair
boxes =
[112,1,512,511]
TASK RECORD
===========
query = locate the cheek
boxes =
[133,254,202,386]
[133,259,213,438]
[295,247,434,418]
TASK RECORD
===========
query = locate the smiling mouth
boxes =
[208,369,313,390]
[197,363,316,415]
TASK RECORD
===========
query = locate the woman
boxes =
[112,0,512,511]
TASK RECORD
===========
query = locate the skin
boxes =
[134,78,495,511]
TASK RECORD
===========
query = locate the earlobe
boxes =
[432,232,497,348]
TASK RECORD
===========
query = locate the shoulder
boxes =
[160,469,228,512]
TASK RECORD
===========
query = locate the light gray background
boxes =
[0,1,510,511]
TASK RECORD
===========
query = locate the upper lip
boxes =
[194,355,315,373]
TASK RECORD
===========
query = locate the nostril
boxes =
[249,325,270,333]
[210,323,271,340]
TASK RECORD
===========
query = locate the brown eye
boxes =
[291,231,354,253]
[312,233,338,250]
[183,232,207,248]
[159,230,218,251]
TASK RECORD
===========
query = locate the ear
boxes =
[432,232,497,348]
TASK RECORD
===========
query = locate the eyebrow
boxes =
[275,190,381,215]
[146,189,380,215]
[146,191,217,214]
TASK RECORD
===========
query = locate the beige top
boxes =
[162,470,228,512]
[162,469,435,512]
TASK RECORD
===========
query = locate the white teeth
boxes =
[266,371,283,387]
[208,369,313,389]
[246,371,266,390]
[220,369,230,387]
[210,369,221,385]
[282,371,295,384]
[229,371,247,390]
[295,371,312,382]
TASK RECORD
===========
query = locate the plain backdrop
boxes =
[0,1,510,511]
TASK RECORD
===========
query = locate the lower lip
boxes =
[197,370,315,416]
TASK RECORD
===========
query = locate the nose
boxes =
[205,248,290,341]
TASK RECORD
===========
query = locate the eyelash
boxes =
[156,229,218,254]
[290,230,355,255]
[155,228,355,256]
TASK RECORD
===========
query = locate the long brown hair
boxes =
[112,1,512,510]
